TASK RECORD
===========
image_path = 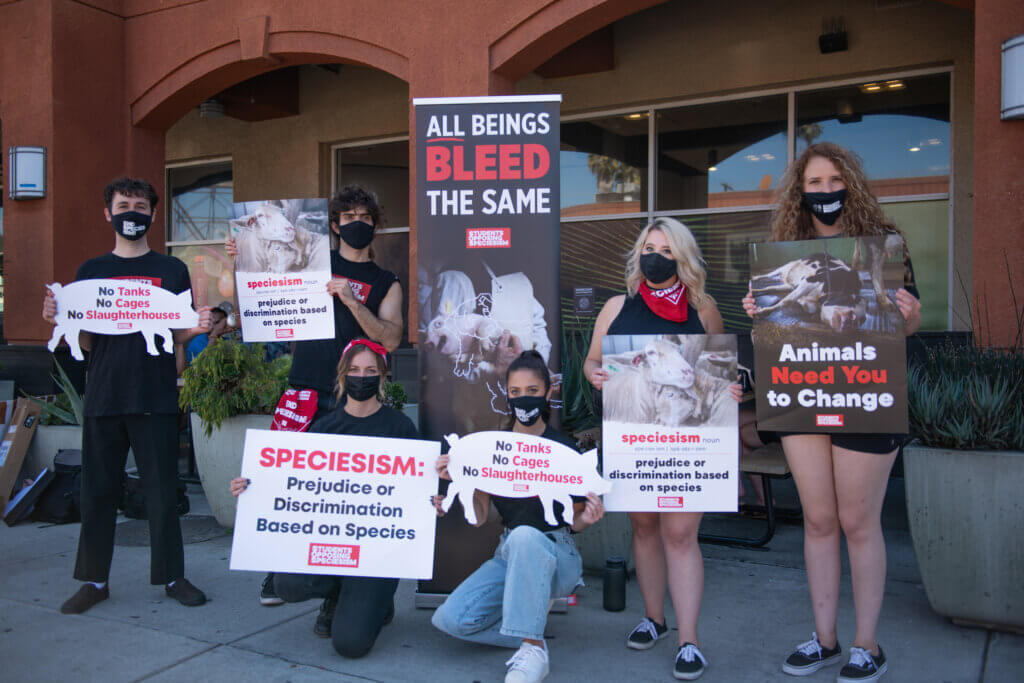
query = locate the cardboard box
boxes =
[0,399,44,511]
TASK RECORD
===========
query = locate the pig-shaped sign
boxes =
[442,431,611,526]
[47,279,199,360]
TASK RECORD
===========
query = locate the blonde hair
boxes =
[625,217,710,308]
[334,345,388,401]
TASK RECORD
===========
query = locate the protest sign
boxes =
[749,236,908,432]
[230,429,440,580]
[442,431,610,526]
[46,279,198,360]
[231,198,333,343]
[601,334,739,512]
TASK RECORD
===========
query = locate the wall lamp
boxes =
[1003,33,1024,120]
[8,146,47,199]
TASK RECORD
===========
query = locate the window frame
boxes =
[331,135,411,235]
[165,155,234,249]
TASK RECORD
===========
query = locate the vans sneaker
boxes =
[505,641,549,683]
[673,643,708,680]
[837,646,887,682]
[259,574,284,606]
[627,617,669,650]
[782,632,842,676]
[313,593,337,637]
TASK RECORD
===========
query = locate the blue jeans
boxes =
[432,525,583,645]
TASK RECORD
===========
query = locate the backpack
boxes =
[120,470,190,519]
[30,449,82,524]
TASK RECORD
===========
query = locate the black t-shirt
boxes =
[309,402,420,440]
[75,251,192,416]
[288,252,399,395]
[490,426,586,533]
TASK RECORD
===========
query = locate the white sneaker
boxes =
[505,641,550,683]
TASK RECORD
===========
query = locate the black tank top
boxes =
[607,294,706,335]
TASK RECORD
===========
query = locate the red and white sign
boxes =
[309,543,360,568]
[816,414,844,427]
[466,228,511,249]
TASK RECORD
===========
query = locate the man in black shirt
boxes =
[42,177,213,614]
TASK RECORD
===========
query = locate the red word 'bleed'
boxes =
[426,144,550,181]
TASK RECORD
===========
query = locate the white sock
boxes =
[90,581,106,589]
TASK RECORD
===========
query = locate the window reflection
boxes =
[336,141,410,227]
[167,162,233,242]
[561,113,649,217]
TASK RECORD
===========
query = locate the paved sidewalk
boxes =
[1,480,1019,682]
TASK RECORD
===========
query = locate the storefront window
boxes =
[561,113,649,218]
[335,139,410,228]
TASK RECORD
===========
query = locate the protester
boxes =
[184,303,232,363]
[742,142,921,682]
[230,339,416,656]
[226,184,403,607]
[430,350,604,683]
[583,217,731,680]
[41,176,212,614]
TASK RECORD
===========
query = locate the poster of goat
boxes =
[230,198,333,342]
[749,235,909,433]
[601,334,739,513]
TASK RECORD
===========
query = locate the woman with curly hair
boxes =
[743,142,921,682]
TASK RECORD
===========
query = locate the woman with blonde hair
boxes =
[743,142,921,682]
[584,217,726,680]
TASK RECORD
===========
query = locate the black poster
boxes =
[750,236,908,433]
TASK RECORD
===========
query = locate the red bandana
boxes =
[270,389,318,432]
[639,280,688,322]
[342,338,389,365]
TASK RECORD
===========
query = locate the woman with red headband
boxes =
[229,339,418,658]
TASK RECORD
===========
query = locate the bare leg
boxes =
[782,434,840,648]
[739,409,767,506]
[660,511,704,646]
[833,445,897,654]
[629,512,667,624]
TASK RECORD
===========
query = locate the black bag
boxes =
[30,449,82,524]
[120,470,190,519]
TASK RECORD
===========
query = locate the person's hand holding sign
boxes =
[895,288,922,335]
[742,289,759,318]
[570,492,605,532]
[42,286,58,324]
[435,454,452,481]
[229,477,250,497]
[327,278,359,308]
[224,237,238,259]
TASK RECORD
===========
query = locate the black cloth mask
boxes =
[339,220,375,249]
[802,189,847,226]
[509,395,547,427]
[344,374,381,401]
[111,211,152,241]
[639,252,677,284]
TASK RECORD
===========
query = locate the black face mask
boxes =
[111,211,152,241]
[344,374,381,401]
[509,395,547,427]
[802,189,847,227]
[339,220,375,249]
[639,252,677,284]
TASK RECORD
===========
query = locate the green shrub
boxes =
[560,318,599,434]
[24,358,83,426]
[382,381,408,412]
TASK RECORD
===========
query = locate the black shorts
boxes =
[769,431,904,455]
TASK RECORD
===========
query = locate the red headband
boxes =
[343,338,388,364]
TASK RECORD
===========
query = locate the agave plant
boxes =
[560,317,599,434]
[23,358,84,426]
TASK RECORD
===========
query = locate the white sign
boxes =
[442,431,611,526]
[47,279,198,360]
[230,429,440,580]
[231,199,334,343]
[602,334,739,512]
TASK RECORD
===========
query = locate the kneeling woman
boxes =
[431,350,606,683]
[229,339,418,658]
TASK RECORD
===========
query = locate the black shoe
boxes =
[165,578,207,607]
[837,646,887,682]
[260,574,284,606]
[782,632,842,676]
[60,584,109,614]
[314,593,337,638]
[673,643,707,680]
[627,617,669,650]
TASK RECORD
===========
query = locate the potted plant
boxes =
[905,291,1024,630]
[23,359,84,475]
[179,339,290,528]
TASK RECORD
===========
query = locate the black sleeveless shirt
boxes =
[607,294,706,335]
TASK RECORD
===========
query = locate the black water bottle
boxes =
[603,556,627,612]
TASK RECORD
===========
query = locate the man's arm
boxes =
[172,306,213,345]
[332,280,404,351]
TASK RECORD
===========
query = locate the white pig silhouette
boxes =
[442,430,612,526]
[47,279,199,361]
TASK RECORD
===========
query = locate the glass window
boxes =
[561,113,649,218]
[166,162,234,242]
[881,199,949,331]
[796,73,950,197]
[335,140,410,228]
[166,243,235,311]
[656,96,787,211]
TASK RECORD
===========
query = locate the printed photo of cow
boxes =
[230,199,329,274]
[602,334,737,428]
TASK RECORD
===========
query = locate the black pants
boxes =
[274,573,398,658]
[75,414,184,585]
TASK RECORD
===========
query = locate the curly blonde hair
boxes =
[770,142,904,242]
[625,217,710,308]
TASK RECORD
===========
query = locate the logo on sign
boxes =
[275,329,295,339]
[657,496,685,509]
[816,414,844,427]
[513,484,530,492]
[466,228,511,249]
[117,322,133,329]
[308,543,360,568]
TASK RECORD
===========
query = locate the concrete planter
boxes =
[191,413,271,529]
[574,511,633,573]
[903,444,1024,630]
[23,424,82,475]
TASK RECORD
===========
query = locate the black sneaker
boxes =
[673,643,707,680]
[627,617,669,650]
[60,584,109,614]
[260,574,284,606]
[837,646,887,682]
[165,578,207,607]
[314,593,338,638]
[782,632,842,676]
